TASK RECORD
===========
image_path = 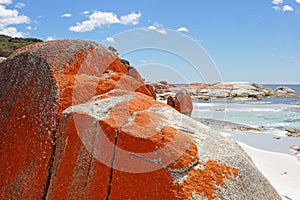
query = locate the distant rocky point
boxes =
[148,81,299,100]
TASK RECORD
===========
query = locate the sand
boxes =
[238,141,300,200]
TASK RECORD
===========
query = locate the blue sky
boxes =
[0,0,300,84]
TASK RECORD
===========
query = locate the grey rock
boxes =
[273,86,298,97]
[154,81,298,101]
[289,145,300,155]
[285,128,300,137]
[0,57,6,63]
[53,89,281,199]
[195,118,264,132]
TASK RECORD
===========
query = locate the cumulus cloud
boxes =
[81,11,90,15]
[0,26,22,37]
[119,12,141,25]
[146,22,168,35]
[61,13,72,18]
[0,0,12,4]
[0,3,30,37]
[46,36,55,41]
[272,6,281,11]
[146,25,167,35]
[0,5,30,26]
[282,5,294,11]
[272,0,283,5]
[106,37,115,43]
[296,0,300,4]
[69,11,141,32]
[15,2,25,8]
[177,27,189,32]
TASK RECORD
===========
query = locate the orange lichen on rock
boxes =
[1,40,281,200]
[177,160,239,200]
[0,40,153,200]
[46,112,112,200]
[174,89,193,117]
[160,126,198,170]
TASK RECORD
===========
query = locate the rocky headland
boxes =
[149,81,299,101]
[0,40,281,199]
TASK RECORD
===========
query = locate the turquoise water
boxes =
[192,85,300,135]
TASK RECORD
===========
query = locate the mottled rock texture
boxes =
[0,40,281,200]
[0,40,151,200]
[46,90,281,200]
[174,89,193,117]
[166,89,193,117]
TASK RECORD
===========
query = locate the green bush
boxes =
[0,34,43,57]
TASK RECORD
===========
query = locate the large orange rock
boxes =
[0,40,280,200]
[0,40,152,200]
[174,89,193,117]
[46,89,280,200]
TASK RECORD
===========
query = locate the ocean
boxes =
[192,84,300,156]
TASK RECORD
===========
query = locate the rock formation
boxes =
[46,90,280,199]
[165,89,193,117]
[273,86,298,97]
[174,89,193,117]
[0,40,152,200]
[0,40,281,200]
[167,95,175,107]
[146,83,157,100]
[148,81,299,101]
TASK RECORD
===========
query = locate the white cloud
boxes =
[0,5,30,26]
[0,26,22,37]
[119,12,141,25]
[61,13,72,18]
[296,0,300,4]
[272,6,281,11]
[15,2,25,8]
[0,4,30,37]
[81,11,90,15]
[272,0,283,5]
[146,25,167,35]
[177,27,189,32]
[0,0,12,4]
[69,11,141,32]
[106,37,115,43]
[26,25,31,30]
[282,5,294,11]
[46,36,55,41]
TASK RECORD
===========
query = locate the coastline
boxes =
[237,141,300,200]
[190,94,300,200]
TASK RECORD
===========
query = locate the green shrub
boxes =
[0,34,43,57]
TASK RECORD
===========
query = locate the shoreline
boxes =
[190,99,300,200]
[237,141,300,200]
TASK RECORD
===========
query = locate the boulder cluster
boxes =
[0,40,280,199]
[150,81,299,101]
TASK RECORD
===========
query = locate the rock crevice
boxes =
[0,40,282,200]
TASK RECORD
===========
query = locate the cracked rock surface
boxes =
[0,40,152,200]
[46,90,281,200]
[1,40,281,200]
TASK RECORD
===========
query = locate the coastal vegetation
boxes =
[0,34,42,57]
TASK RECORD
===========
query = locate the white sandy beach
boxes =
[238,142,300,200]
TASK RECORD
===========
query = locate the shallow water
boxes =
[191,86,300,157]
[192,95,300,136]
